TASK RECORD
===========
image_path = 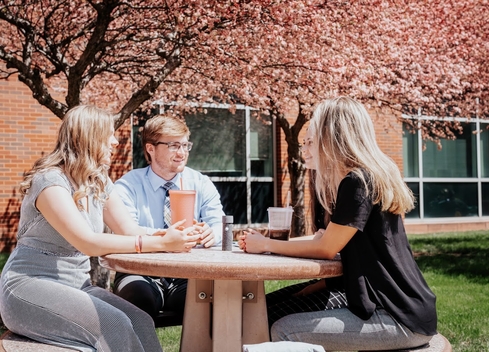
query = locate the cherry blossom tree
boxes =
[1,0,487,239]
[160,0,489,233]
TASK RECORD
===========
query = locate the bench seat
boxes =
[391,333,452,352]
[1,330,451,352]
[0,331,75,352]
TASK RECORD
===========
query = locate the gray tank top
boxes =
[16,168,113,256]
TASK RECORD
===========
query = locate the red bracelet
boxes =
[135,235,142,253]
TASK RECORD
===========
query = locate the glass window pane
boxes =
[250,113,273,177]
[251,182,274,223]
[480,125,489,177]
[185,108,246,176]
[213,182,274,225]
[132,124,148,169]
[482,183,489,216]
[422,123,477,178]
[402,123,419,177]
[423,183,478,218]
[405,182,420,219]
[213,182,247,224]
[130,106,275,226]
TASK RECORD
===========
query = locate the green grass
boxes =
[2,231,489,351]
[409,231,489,352]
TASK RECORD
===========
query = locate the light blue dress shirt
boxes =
[114,166,224,245]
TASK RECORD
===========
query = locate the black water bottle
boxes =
[222,215,234,251]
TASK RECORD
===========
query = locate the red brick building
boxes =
[2,74,489,252]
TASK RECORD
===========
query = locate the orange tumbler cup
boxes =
[169,190,196,228]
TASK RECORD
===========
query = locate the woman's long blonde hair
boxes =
[309,96,414,215]
[20,105,115,208]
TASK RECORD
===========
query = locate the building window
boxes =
[403,118,489,219]
[132,104,274,226]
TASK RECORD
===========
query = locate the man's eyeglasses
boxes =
[154,141,193,152]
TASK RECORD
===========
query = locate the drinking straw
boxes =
[285,190,290,208]
[180,177,183,190]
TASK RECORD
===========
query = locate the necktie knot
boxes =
[162,182,176,196]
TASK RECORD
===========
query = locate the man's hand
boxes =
[193,221,215,248]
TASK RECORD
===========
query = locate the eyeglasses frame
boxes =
[153,141,193,152]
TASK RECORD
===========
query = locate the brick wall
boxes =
[1,76,487,251]
[0,74,132,252]
[0,76,61,252]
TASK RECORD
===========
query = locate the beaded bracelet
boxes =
[135,235,143,253]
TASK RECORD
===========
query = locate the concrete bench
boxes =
[0,331,75,352]
[243,333,451,352]
[391,333,452,352]
[1,330,451,352]
[0,311,180,351]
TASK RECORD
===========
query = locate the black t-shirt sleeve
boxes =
[331,173,372,232]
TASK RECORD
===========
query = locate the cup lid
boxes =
[267,207,294,213]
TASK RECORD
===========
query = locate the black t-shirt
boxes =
[331,171,437,336]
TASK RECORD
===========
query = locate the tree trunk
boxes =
[275,103,309,237]
[90,256,111,290]
[89,224,112,290]
[288,147,307,237]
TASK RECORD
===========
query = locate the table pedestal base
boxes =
[180,279,270,352]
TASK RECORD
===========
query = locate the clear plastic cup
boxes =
[267,207,294,241]
[169,190,196,228]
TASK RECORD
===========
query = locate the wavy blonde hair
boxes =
[309,96,414,215]
[20,105,115,208]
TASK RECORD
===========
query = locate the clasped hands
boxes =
[237,229,269,254]
[153,219,215,252]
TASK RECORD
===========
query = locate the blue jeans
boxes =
[271,308,433,351]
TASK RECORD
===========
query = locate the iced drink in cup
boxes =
[169,190,196,228]
[267,206,294,241]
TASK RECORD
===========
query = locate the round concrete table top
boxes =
[100,247,342,281]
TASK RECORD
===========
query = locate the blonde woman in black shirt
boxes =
[265,126,348,329]
[239,97,437,351]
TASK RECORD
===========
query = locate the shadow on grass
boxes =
[410,233,489,285]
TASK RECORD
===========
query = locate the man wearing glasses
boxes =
[112,114,225,325]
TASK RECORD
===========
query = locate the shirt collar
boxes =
[147,166,181,192]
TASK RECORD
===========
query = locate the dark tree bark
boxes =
[89,224,112,290]
[274,102,309,237]
[90,256,111,290]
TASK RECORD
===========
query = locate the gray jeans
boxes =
[270,308,433,351]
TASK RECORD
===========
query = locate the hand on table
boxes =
[238,229,268,254]
[193,220,215,248]
[154,220,200,252]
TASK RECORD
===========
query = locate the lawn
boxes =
[156,231,489,352]
[1,230,488,351]
[408,231,489,352]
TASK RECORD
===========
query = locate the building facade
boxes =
[2,75,489,251]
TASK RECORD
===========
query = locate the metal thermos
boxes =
[222,215,234,251]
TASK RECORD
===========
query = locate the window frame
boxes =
[403,113,489,220]
[130,102,276,228]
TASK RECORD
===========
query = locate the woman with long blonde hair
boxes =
[239,97,437,351]
[0,105,200,351]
